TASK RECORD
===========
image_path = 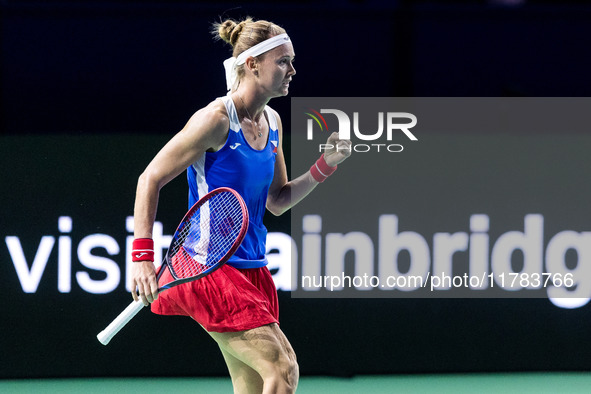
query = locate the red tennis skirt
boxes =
[151,263,279,333]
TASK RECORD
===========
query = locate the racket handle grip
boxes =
[97,299,146,345]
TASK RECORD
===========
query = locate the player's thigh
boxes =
[209,323,298,377]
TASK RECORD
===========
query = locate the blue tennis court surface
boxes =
[2,372,590,393]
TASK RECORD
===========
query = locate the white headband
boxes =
[223,33,291,93]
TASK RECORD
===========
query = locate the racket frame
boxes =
[157,186,249,289]
[97,187,248,345]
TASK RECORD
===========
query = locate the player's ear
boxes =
[245,56,259,76]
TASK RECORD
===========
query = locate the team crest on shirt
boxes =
[271,140,278,153]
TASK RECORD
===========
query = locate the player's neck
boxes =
[234,88,268,122]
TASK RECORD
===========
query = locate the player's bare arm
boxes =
[131,100,230,305]
[266,107,351,216]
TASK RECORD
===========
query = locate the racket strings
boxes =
[168,191,245,279]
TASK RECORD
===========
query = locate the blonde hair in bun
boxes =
[213,17,287,85]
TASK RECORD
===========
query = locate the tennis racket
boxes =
[97,187,249,345]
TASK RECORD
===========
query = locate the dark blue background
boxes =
[2,0,591,379]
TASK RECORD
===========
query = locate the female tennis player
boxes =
[130,17,350,394]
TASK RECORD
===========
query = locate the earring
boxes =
[254,70,259,77]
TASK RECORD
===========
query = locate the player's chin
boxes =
[270,84,290,98]
[279,82,290,95]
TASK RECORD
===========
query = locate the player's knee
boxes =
[274,353,299,392]
[289,357,299,390]
[259,353,298,393]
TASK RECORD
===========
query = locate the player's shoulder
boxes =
[265,105,280,120]
[190,99,230,132]
[181,99,230,149]
[264,105,283,130]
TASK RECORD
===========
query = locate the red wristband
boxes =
[131,238,154,262]
[310,154,337,183]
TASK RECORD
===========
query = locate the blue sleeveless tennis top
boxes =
[187,96,279,269]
